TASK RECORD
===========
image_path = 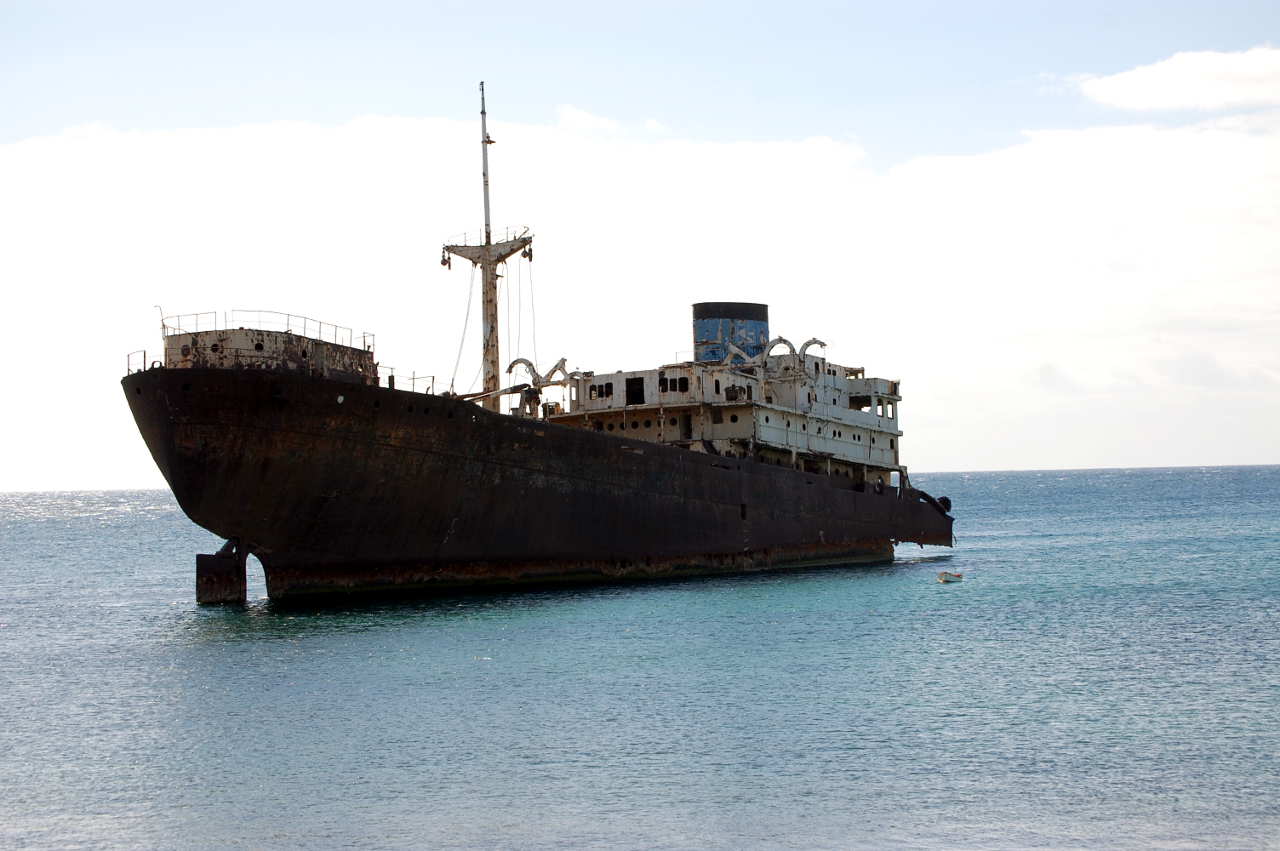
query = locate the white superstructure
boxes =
[545,341,905,489]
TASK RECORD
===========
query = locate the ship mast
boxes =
[444,82,532,413]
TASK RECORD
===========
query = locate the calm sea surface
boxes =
[2,467,1278,849]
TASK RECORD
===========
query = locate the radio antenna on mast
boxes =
[480,81,493,246]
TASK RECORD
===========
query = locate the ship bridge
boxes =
[545,303,906,489]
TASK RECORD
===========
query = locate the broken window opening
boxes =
[625,377,645,405]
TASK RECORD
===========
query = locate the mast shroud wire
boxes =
[449,263,477,392]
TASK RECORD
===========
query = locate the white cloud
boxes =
[1079,46,1280,111]
[2,94,1278,489]
[555,105,620,133]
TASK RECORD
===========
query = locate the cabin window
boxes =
[589,385,598,400]
[730,414,739,423]
[678,377,689,392]
[765,396,773,404]
[659,377,668,392]
[715,379,721,395]
[669,417,677,426]
[607,423,614,431]
[210,344,221,353]
[631,421,640,429]
[643,419,652,428]
[871,436,876,444]
[605,382,614,397]
[712,409,724,424]
[594,421,603,431]
[255,342,265,351]
[889,438,895,448]
[765,416,770,423]
[747,386,753,400]
[725,386,738,401]
[626,377,645,405]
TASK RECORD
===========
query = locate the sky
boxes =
[2,1,1278,489]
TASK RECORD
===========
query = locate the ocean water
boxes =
[1,466,1277,849]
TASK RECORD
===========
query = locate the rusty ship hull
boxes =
[123,366,953,600]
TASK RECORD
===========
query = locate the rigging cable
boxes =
[528,256,539,366]
[515,254,523,360]
[449,263,477,393]
[504,258,514,365]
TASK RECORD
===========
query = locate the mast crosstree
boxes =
[444,81,532,413]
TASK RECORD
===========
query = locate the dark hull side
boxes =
[123,368,953,599]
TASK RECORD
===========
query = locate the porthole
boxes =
[729,414,738,423]
[134,387,141,395]
[607,423,615,431]
[407,406,414,413]
[255,342,264,351]
[336,395,345,404]
[631,421,639,430]
[644,419,652,428]
[210,344,221,353]
[180,345,190,357]
[669,417,677,426]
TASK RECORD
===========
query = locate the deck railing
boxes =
[160,310,374,352]
[377,366,435,394]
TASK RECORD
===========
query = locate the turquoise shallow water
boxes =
[1,466,1278,849]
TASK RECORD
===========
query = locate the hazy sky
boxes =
[2,1,1278,489]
